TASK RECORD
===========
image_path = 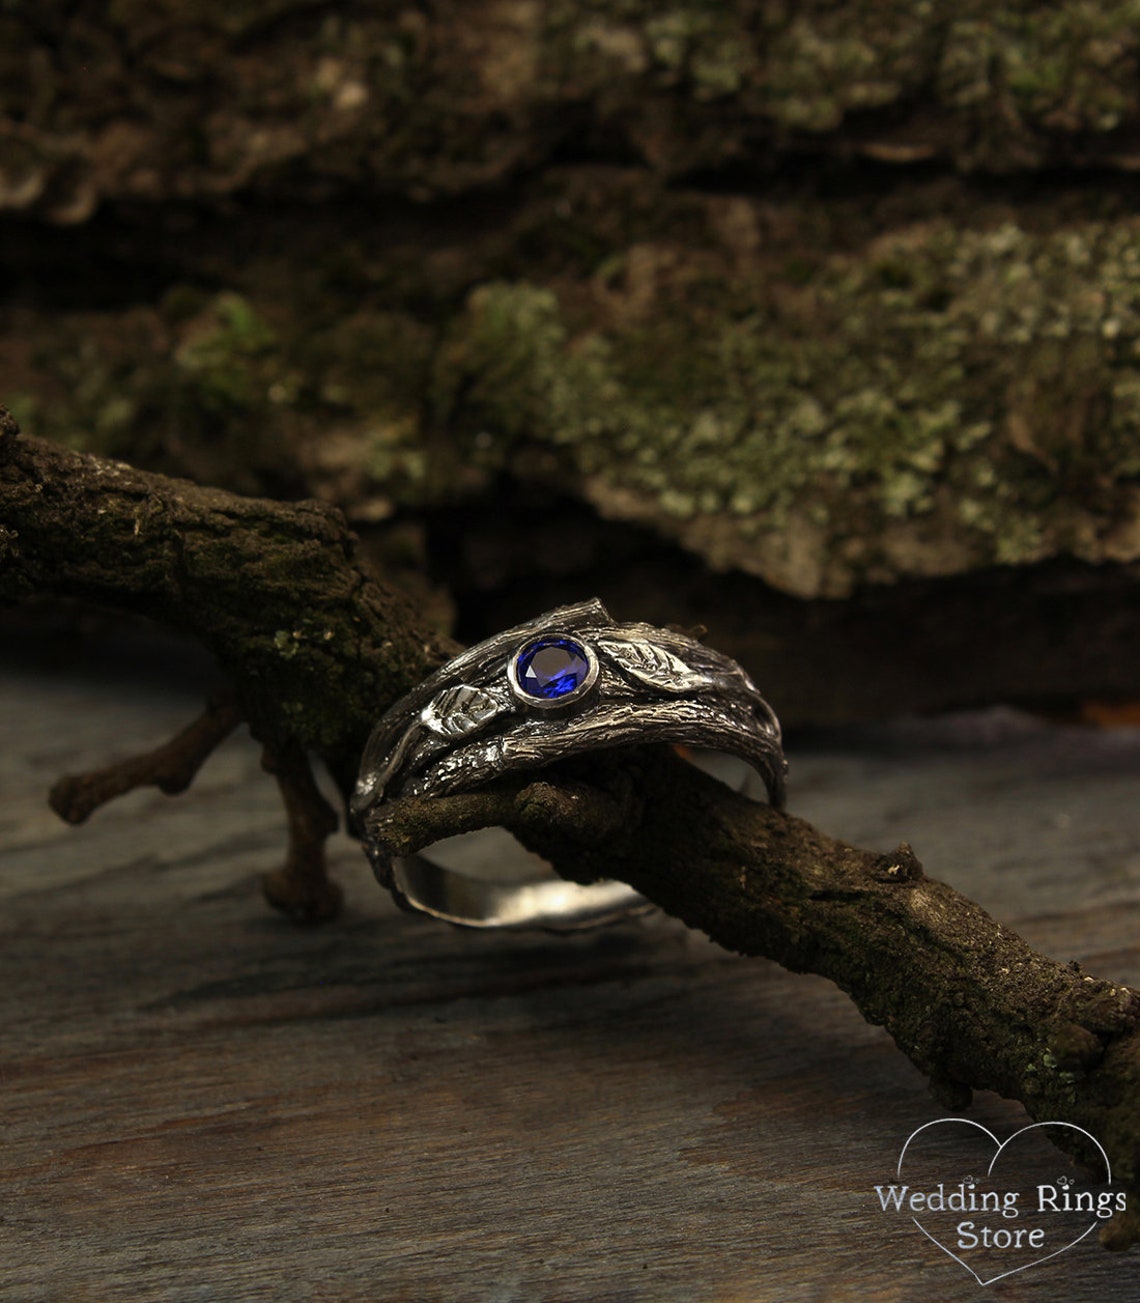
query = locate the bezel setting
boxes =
[506,632,600,710]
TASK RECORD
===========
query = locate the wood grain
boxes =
[2,664,1138,1302]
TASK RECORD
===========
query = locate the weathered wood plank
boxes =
[1,662,1137,1301]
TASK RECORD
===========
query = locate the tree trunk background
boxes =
[3,1,1140,719]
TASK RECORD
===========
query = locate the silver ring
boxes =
[351,598,786,930]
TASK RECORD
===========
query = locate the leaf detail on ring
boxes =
[421,683,507,738]
[597,639,707,693]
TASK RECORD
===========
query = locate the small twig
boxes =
[260,739,342,923]
[0,421,455,797]
[49,689,243,824]
[3,415,1138,1250]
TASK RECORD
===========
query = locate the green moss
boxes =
[3,392,39,433]
[174,293,278,413]
[15,283,441,501]
[432,282,614,449]
[11,0,1140,226]
[990,5,1137,132]
[427,217,1140,594]
[8,176,1140,598]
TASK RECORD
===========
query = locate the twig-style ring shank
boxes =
[352,598,786,929]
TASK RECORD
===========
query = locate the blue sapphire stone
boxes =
[516,637,590,699]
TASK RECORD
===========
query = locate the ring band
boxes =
[351,598,786,929]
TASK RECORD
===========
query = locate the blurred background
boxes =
[2,2,1139,725]
[4,12,1140,1300]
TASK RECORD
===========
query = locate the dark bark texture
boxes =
[3,2,1140,1242]
[1,410,1138,1248]
[7,0,1140,216]
[0,411,454,792]
[2,3,1140,666]
[369,746,1140,1250]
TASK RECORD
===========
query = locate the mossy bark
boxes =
[7,1,1140,221]
[3,4,1140,718]
[5,175,1140,599]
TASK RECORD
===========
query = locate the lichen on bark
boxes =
[433,217,1140,596]
[6,180,1140,598]
[7,2,1140,221]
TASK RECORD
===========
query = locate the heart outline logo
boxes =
[896,1118,1111,1287]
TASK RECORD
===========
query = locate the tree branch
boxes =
[260,739,342,923]
[366,747,1140,1249]
[0,409,456,795]
[48,688,243,824]
[1,410,1137,1249]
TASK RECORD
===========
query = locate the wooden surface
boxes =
[2,648,1139,1302]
